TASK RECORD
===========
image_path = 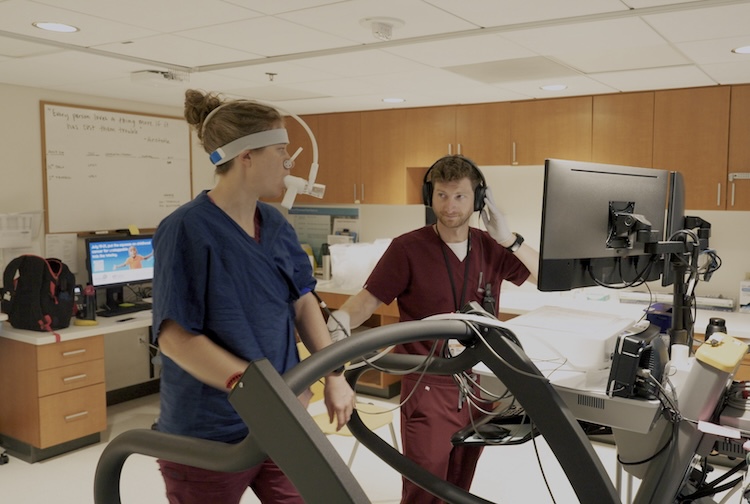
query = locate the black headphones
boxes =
[422,155,487,212]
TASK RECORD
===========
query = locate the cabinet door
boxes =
[299,112,361,204]
[455,102,512,166]
[360,109,407,204]
[592,92,654,168]
[510,96,593,165]
[653,87,730,210]
[404,106,456,168]
[728,84,750,211]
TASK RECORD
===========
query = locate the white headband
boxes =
[209,128,289,166]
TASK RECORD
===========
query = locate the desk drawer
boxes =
[36,336,104,370]
[37,359,105,397]
[38,382,106,448]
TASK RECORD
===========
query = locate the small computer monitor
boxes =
[538,159,670,292]
[84,234,154,309]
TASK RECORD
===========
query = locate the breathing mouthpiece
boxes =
[281,167,325,209]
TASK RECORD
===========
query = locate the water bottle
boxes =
[705,317,727,339]
[83,283,97,320]
[320,243,331,281]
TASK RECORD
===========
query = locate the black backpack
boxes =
[1,255,76,331]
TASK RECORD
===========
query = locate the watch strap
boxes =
[505,233,524,253]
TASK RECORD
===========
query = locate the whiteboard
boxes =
[41,102,192,234]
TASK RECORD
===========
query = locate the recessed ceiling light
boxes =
[540,84,567,91]
[732,45,750,54]
[33,22,80,33]
[382,98,405,103]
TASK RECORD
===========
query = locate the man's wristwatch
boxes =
[505,233,524,253]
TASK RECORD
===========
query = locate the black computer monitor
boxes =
[538,159,670,292]
[84,234,154,310]
[661,171,686,287]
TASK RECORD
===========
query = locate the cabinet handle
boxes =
[457,143,462,155]
[62,349,86,357]
[448,143,452,155]
[512,142,518,166]
[63,374,87,383]
[361,184,365,203]
[717,183,722,207]
[731,182,736,207]
[64,411,89,422]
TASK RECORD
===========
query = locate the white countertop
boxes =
[1,310,152,345]
[316,281,750,340]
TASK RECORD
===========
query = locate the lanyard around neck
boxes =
[437,227,471,312]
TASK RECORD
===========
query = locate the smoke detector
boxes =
[131,69,189,86]
[359,17,404,42]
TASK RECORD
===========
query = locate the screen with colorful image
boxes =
[85,235,154,288]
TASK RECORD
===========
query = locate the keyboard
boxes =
[97,303,152,318]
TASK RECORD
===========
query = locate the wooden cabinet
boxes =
[510,96,593,165]
[592,92,654,168]
[404,104,511,169]
[728,84,750,210]
[297,112,361,204]
[360,109,408,204]
[653,86,731,210]
[455,102,512,165]
[0,336,107,461]
[404,106,457,168]
[315,290,401,398]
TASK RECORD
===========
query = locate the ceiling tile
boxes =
[94,34,262,68]
[643,3,750,43]
[495,75,617,99]
[446,57,581,84]
[502,17,668,55]
[292,49,429,78]
[180,16,355,57]
[0,50,150,87]
[207,61,342,85]
[677,37,750,64]
[28,0,263,32]
[424,0,627,27]
[556,44,690,73]
[0,0,156,46]
[700,60,750,84]
[277,0,476,43]
[221,0,346,16]
[0,34,63,57]
[590,65,717,91]
[382,33,536,68]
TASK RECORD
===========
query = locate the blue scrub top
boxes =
[152,191,315,443]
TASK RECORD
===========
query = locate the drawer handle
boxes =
[62,349,87,357]
[64,411,89,421]
[63,374,87,383]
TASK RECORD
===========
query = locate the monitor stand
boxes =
[105,286,125,310]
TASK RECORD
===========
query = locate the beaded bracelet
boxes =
[225,371,243,390]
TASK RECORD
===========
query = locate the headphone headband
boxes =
[422,155,487,212]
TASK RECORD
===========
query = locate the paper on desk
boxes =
[45,233,79,273]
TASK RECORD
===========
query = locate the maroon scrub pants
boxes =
[158,457,303,504]
[399,374,484,504]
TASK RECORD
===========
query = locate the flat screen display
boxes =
[85,234,154,288]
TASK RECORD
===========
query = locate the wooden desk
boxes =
[0,314,153,462]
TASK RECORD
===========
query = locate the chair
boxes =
[297,342,399,468]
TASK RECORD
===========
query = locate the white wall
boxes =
[1,82,748,305]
